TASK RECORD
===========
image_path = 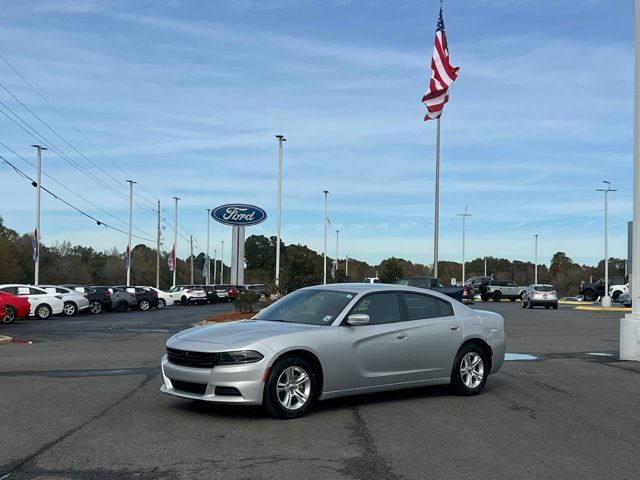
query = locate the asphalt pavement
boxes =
[1,301,639,480]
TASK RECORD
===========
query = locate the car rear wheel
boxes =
[552,304,558,310]
[583,291,596,302]
[116,300,129,312]
[63,302,77,316]
[139,299,151,311]
[612,291,621,302]
[181,296,188,306]
[89,301,102,314]
[36,304,52,320]
[264,357,315,419]
[157,298,166,309]
[3,306,16,323]
[492,291,502,302]
[481,294,490,302]
[451,343,488,396]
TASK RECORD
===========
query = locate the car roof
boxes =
[302,282,449,295]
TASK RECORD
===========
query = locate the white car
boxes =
[609,283,629,302]
[169,285,208,305]
[39,285,90,316]
[137,286,175,310]
[0,284,64,319]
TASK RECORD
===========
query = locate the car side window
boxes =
[0,286,17,294]
[395,279,409,286]
[351,293,401,325]
[437,299,454,316]
[402,293,441,320]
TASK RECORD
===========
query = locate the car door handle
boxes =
[396,333,407,339]
[450,326,459,331]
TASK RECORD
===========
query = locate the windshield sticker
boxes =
[346,295,353,299]
[322,315,333,323]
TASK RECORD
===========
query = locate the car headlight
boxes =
[218,350,264,365]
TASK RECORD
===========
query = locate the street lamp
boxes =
[323,190,329,284]
[275,134,286,288]
[457,206,471,284]
[597,181,617,307]
[31,145,47,285]
[534,234,539,284]
[126,180,137,285]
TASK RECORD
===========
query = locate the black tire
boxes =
[116,300,129,312]
[3,305,16,324]
[63,302,77,317]
[89,301,102,314]
[36,304,52,320]
[583,291,596,302]
[139,299,151,311]
[450,343,488,396]
[545,305,550,309]
[612,291,621,302]
[263,356,316,419]
[157,298,166,310]
[552,304,558,310]
[181,296,188,306]
[492,291,502,302]
[481,294,490,302]
[528,301,534,309]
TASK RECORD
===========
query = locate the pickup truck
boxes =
[479,280,526,302]
[579,276,625,302]
[393,276,468,303]
[609,283,629,302]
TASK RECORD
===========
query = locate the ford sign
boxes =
[211,204,267,226]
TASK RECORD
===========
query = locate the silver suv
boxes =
[521,284,558,309]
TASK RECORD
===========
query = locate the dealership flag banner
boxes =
[421,2,459,121]
[123,244,130,268]
[168,245,175,272]
[202,254,209,278]
[32,227,39,262]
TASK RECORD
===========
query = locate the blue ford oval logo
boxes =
[211,204,267,226]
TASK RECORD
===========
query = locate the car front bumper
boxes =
[160,355,266,405]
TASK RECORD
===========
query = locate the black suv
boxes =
[114,286,159,311]
[578,277,625,302]
[62,285,112,314]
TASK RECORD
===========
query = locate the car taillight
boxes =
[83,293,88,299]
[463,287,468,295]
[105,292,111,298]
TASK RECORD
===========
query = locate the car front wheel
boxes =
[89,301,102,314]
[63,302,77,316]
[264,357,315,419]
[3,306,16,323]
[139,299,151,311]
[36,304,52,320]
[451,344,488,396]
[157,298,166,309]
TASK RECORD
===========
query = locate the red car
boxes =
[223,285,239,302]
[0,298,5,323]
[0,291,31,324]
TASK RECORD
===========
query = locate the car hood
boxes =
[172,319,321,349]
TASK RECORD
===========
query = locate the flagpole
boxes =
[433,117,441,278]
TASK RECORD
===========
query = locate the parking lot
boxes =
[1,302,639,480]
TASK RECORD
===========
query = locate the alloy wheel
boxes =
[460,352,484,389]
[63,302,76,316]
[276,366,311,411]
[90,301,102,314]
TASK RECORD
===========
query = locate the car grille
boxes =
[214,386,242,397]
[170,379,207,395]
[167,348,219,368]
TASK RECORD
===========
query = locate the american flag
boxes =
[167,245,175,272]
[422,5,459,121]
[32,227,39,262]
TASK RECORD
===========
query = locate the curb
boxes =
[574,306,631,312]
[0,335,13,345]
[559,301,586,305]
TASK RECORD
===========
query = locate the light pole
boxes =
[621,10,640,360]
[126,180,136,285]
[213,248,217,284]
[457,206,471,284]
[484,257,487,277]
[172,196,180,288]
[220,240,224,284]
[534,234,539,284]
[32,145,47,285]
[275,135,286,289]
[323,190,329,285]
[336,229,340,279]
[206,209,211,285]
[598,181,617,307]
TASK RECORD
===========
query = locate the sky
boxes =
[0,0,634,269]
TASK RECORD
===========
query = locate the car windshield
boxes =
[254,289,356,326]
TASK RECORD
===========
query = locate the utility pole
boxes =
[335,229,340,277]
[189,235,194,284]
[213,249,217,285]
[206,209,211,285]
[484,257,487,277]
[32,145,47,285]
[126,180,136,285]
[275,134,286,289]
[323,190,329,284]
[220,240,224,284]
[598,181,617,307]
[346,255,349,277]
[156,200,161,289]
[457,205,471,284]
[172,196,180,288]
[534,234,539,284]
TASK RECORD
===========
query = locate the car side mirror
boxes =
[347,314,370,326]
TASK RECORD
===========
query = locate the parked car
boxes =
[609,283,629,302]
[63,285,113,314]
[39,285,90,317]
[579,276,625,302]
[106,287,138,311]
[479,280,525,302]
[246,284,270,297]
[0,284,64,319]
[0,291,30,324]
[169,285,208,305]
[393,277,465,302]
[161,283,505,418]
[137,286,174,309]
[114,286,159,311]
[618,292,632,307]
[223,285,239,302]
[212,285,230,302]
[521,284,558,309]
[0,298,5,323]
[464,276,493,294]
[234,285,248,294]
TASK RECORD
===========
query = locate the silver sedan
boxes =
[161,284,505,418]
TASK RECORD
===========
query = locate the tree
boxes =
[378,258,404,283]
